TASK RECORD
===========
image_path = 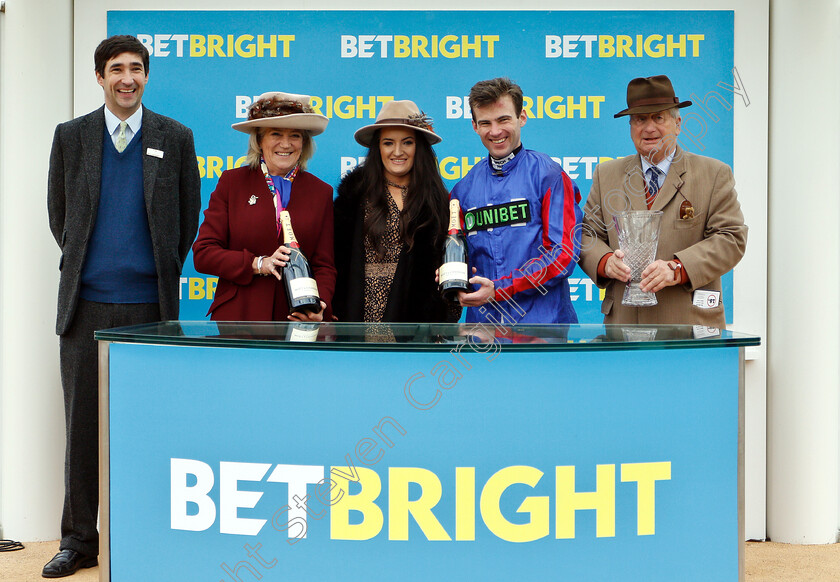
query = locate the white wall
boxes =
[767,0,840,544]
[0,0,771,542]
[0,0,73,540]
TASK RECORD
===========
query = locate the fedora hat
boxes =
[354,100,441,147]
[232,92,328,135]
[613,75,692,118]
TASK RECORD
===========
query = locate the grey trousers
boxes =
[59,299,160,556]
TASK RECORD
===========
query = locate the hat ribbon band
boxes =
[628,96,681,107]
[373,117,435,133]
[375,117,418,125]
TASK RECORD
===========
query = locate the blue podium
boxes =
[96,322,759,582]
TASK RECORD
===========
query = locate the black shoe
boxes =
[41,549,98,578]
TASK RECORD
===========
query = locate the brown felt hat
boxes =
[613,75,692,118]
[354,100,441,147]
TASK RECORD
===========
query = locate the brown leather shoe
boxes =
[41,549,97,578]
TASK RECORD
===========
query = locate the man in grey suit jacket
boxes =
[45,35,200,578]
[580,75,746,328]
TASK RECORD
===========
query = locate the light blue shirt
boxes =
[104,106,143,149]
[640,149,675,190]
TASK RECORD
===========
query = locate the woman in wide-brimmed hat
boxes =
[333,100,460,323]
[193,91,336,321]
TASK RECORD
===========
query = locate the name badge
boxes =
[692,290,721,309]
[464,200,531,233]
[146,148,164,159]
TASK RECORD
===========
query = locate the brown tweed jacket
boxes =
[579,147,747,327]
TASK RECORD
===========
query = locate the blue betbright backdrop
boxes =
[109,10,735,322]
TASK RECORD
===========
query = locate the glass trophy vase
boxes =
[613,210,664,307]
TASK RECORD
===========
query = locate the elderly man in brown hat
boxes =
[579,75,747,327]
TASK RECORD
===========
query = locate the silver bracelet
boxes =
[257,255,265,275]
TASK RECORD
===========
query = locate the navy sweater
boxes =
[80,127,158,303]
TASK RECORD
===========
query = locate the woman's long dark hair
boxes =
[359,129,449,258]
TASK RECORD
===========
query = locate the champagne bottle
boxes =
[279,210,321,314]
[439,199,470,301]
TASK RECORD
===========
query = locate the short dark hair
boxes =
[468,77,524,121]
[94,35,150,77]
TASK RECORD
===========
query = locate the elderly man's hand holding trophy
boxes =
[613,210,664,306]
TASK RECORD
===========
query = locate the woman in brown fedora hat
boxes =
[193,91,336,321]
[333,100,459,323]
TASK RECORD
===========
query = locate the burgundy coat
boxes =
[193,166,336,321]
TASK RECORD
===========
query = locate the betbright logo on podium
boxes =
[170,458,672,541]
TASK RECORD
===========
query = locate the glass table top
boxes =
[95,321,761,352]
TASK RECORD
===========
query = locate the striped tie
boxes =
[646,167,660,197]
[115,121,127,153]
[646,167,661,207]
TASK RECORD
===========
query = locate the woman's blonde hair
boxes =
[245,127,315,171]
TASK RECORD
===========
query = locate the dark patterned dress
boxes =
[363,191,404,323]
[333,165,460,325]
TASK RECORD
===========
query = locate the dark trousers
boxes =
[59,299,160,556]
